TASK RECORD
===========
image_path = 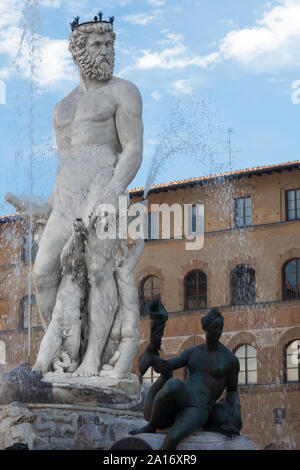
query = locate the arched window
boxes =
[285,340,300,382]
[139,276,161,316]
[283,259,300,300]
[0,340,6,364]
[19,295,41,329]
[184,270,207,310]
[235,344,257,385]
[231,264,255,306]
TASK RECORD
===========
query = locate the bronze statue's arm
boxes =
[139,343,190,378]
[167,349,190,371]
[225,357,242,432]
[226,356,239,395]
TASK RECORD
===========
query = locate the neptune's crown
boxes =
[70,12,115,31]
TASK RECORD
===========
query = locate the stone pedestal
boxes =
[42,372,141,408]
[0,367,143,409]
[28,404,146,449]
[0,367,147,449]
[110,431,261,451]
[0,367,52,405]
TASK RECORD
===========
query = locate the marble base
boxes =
[42,372,141,408]
[111,431,261,451]
[5,403,147,450]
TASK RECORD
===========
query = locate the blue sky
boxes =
[1,0,300,215]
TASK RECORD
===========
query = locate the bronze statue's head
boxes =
[201,308,224,342]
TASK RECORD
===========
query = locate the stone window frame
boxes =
[284,339,300,383]
[145,211,159,242]
[184,269,207,311]
[139,275,161,316]
[282,258,300,301]
[234,196,252,228]
[230,264,256,306]
[234,343,258,385]
[285,188,300,221]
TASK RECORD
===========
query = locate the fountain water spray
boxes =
[15,0,41,367]
[144,93,226,198]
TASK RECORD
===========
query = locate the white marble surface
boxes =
[0,402,47,449]
[42,371,141,406]
[6,21,144,382]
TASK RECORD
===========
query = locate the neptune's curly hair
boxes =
[201,308,224,332]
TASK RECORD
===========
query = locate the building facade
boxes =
[0,160,299,449]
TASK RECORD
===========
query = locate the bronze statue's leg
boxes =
[132,378,187,436]
[143,374,170,421]
[161,406,209,450]
[130,382,174,434]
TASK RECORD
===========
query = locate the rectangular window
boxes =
[21,231,39,264]
[185,204,204,237]
[286,189,300,221]
[234,197,251,228]
[146,212,159,241]
[147,212,152,240]
[192,205,197,233]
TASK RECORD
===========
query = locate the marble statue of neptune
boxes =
[7,15,144,379]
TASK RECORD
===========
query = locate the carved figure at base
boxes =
[130,301,242,450]
[0,402,47,450]
[32,219,87,375]
[100,238,144,379]
[72,211,120,378]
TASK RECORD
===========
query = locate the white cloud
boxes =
[156,31,185,46]
[170,79,193,95]
[122,0,300,75]
[265,76,289,82]
[37,38,76,89]
[0,66,15,80]
[123,11,160,26]
[0,0,76,90]
[151,90,162,100]
[40,0,61,8]
[119,0,132,5]
[213,0,300,70]
[119,31,221,75]
[147,0,165,5]
[218,18,235,27]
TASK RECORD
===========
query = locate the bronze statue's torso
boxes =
[185,343,236,408]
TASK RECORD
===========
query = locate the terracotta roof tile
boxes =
[0,214,18,220]
[129,159,300,195]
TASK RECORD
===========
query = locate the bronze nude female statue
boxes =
[130,299,242,450]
